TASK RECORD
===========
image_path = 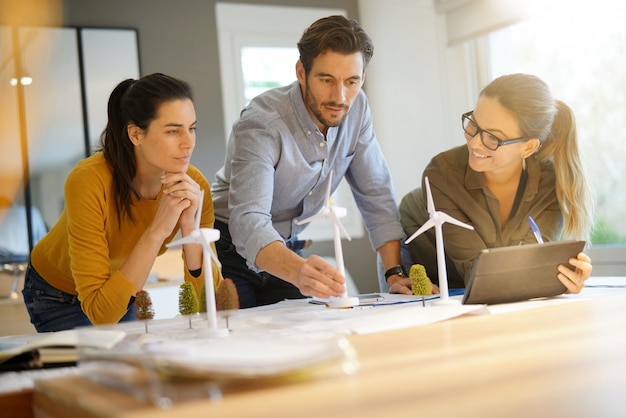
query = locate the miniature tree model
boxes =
[216,278,240,330]
[409,264,433,307]
[216,278,240,311]
[134,289,155,333]
[179,281,199,329]
[199,281,207,313]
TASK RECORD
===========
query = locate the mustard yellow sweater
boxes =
[30,152,222,325]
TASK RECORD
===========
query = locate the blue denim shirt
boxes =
[212,81,404,271]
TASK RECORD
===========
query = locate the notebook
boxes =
[0,329,126,371]
[462,240,586,305]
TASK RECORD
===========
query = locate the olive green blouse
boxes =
[400,145,563,288]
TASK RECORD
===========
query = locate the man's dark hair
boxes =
[297,15,374,74]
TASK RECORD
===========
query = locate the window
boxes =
[241,46,299,106]
[483,3,626,247]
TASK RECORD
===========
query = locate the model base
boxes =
[328,296,360,308]
[433,297,461,306]
[206,327,230,338]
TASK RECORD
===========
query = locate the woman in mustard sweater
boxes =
[23,73,222,332]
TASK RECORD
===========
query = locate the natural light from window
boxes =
[241,46,299,105]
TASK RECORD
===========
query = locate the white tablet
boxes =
[462,240,586,305]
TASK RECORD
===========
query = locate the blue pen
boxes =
[528,215,544,244]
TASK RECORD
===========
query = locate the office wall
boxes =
[358,0,472,200]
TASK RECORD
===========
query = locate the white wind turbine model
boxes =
[295,171,359,308]
[405,176,474,305]
[167,190,229,337]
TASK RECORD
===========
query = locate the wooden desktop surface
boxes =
[32,293,626,418]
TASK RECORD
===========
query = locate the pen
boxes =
[528,215,544,244]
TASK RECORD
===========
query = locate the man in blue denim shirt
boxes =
[212,15,412,308]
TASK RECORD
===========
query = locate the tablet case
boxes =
[462,240,586,305]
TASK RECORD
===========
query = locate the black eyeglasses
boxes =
[462,111,533,151]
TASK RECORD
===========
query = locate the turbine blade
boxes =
[166,235,200,248]
[332,205,347,218]
[294,213,325,225]
[208,247,222,268]
[199,233,222,269]
[194,190,204,231]
[325,170,333,208]
[200,228,220,242]
[424,176,435,216]
[330,210,352,241]
[440,212,474,230]
[405,220,435,244]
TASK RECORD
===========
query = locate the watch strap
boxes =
[384,265,407,281]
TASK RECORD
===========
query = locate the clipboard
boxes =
[462,240,586,305]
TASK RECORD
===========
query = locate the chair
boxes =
[0,202,46,299]
[0,255,28,299]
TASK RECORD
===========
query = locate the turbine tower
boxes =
[167,191,229,336]
[405,176,474,305]
[295,171,359,308]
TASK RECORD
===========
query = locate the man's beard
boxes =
[305,85,349,128]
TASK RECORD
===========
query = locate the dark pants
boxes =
[214,221,305,309]
[22,263,136,333]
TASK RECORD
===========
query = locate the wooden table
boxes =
[31,293,626,418]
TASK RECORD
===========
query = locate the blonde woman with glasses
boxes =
[399,73,593,293]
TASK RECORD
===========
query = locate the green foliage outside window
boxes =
[591,218,626,245]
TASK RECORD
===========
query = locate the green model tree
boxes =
[199,281,207,313]
[179,281,199,329]
[409,264,433,307]
[134,289,155,333]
